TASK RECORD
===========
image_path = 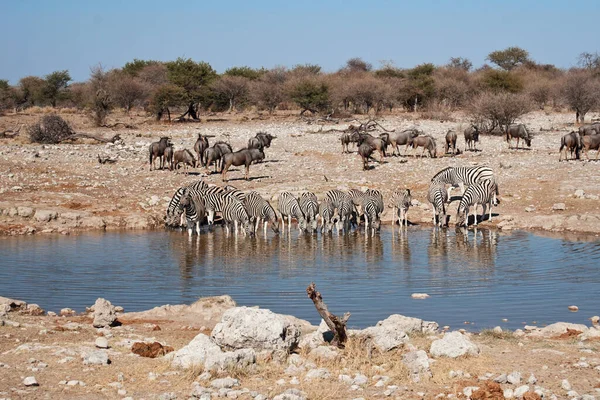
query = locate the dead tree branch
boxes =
[100,122,137,129]
[0,125,21,139]
[60,133,122,143]
[306,282,350,348]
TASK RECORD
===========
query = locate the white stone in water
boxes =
[568,305,579,311]
[411,293,430,299]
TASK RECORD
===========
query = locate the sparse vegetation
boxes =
[468,92,532,133]
[28,114,75,143]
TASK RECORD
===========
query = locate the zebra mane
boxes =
[431,167,452,181]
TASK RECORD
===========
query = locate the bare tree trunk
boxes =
[306,282,350,348]
[413,96,418,113]
[229,98,234,112]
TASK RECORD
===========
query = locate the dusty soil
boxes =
[1,108,600,236]
[1,298,600,399]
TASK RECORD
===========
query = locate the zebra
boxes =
[362,194,382,236]
[456,179,499,227]
[431,166,495,201]
[318,198,336,233]
[243,191,279,234]
[223,185,246,201]
[177,188,206,236]
[277,192,307,232]
[360,189,383,227]
[193,186,228,226]
[165,180,209,227]
[427,181,448,227]
[389,189,411,227]
[298,192,319,232]
[221,195,253,236]
[347,189,367,220]
[337,195,356,232]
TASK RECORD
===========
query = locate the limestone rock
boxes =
[0,296,27,312]
[211,307,301,353]
[168,333,255,371]
[210,377,239,389]
[95,337,109,349]
[430,331,480,358]
[536,322,588,338]
[17,206,35,218]
[82,350,110,365]
[34,209,58,222]
[92,298,117,328]
[552,203,566,211]
[23,376,38,386]
[273,388,307,400]
[402,350,432,382]
[358,314,438,352]
[305,368,331,380]
[308,346,339,360]
[507,371,522,385]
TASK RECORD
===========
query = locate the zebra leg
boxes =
[432,206,437,226]
[234,220,238,235]
[473,203,479,225]
[196,221,201,236]
[208,210,215,225]
[288,215,292,232]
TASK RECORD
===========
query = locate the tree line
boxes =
[1,47,600,127]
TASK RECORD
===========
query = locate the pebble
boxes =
[514,385,529,398]
[527,373,537,385]
[503,388,514,398]
[95,337,109,348]
[561,379,571,391]
[591,316,600,324]
[552,202,566,211]
[117,389,127,395]
[23,376,38,386]
[507,371,522,385]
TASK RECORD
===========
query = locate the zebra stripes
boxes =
[431,166,495,200]
[221,195,253,235]
[325,189,356,231]
[427,181,448,227]
[390,189,411,227]
[178,189,206,236]
[244,191,279,233]
[362,193,382,236]
[318,198,336,233]
[277,191,307,232]
[298,192,319,232]
[166,180,209,226]
[456,179,499,227]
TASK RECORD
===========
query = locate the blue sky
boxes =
[1,0,598,83]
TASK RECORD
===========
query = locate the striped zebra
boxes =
[389,189,411,227]
[362,193,382,236]
[456,179,499,227]
[431,166,495,201]
[427,181,448,227]
[192,186,228,226]
[298,192,319,232]
[363,188,383,226]
[244,191,279,234]
[347,188,367,219]
[165,180,209,226]
[223,185,246,201]
[178,188,206,236]
[277,192,307,232]
[221,195,253,235]
[318,198,336,233]
[325,189,356,230]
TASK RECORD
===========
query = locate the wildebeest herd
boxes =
[164,164,500,237]
[148,131,276,181]
[559,123,600,161]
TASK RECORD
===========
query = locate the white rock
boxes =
[507,371,522,385]
[308,346,338,360]
[34,209,58,222]
[514,385,529,398]
[95,337,109,349]
[504,388,514,398]
[211,307,301,353]
[561,379,572,391]
[411,293,430,299]
[552,203,566,210]
[536,322,588,337]
[168,333,255,371]
[527,373,537,385]
[92,298,117,328]
[463,386,479,398]
[352,374,368,386]
[493,326,503,333]
[358,314,437,352]
[82,350,110,365]
[210,377,239,389]
[402,350,432,382]
[574,189,585,198]
[272,388,307,400]
[568,305,579,311]
[23,376,38,386]
[304,368,331,380]
[430,331,480,358]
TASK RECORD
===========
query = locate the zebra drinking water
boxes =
[318,198,336,233]
[427,181,448,227]
[298,192,319,232]
[389,189,412,227]
[221,195,253,236]
[243,191,279,234]
[178,188,206,236]
[456,179,499,227]
[277,192,307,232]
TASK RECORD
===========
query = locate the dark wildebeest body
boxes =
[464,126,480,152]
[445,130,458,155]
[387,129,419,156]
[506,124,532,149]
[357,134,386,161]
[173,149,196,172]
[221,148,265,181]
[579,123,600,137]
[194,134,209,166]
[582,134,600,160]
[340,131,360,153]
[204,141,233,173]
[149,137,171,170]
[559,131,581,161]
[358,143,376,170]
[411,135,437,158]
[164,146,174,170]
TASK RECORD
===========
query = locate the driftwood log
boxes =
[0,126,21,139]
[306,282,350,348]
[59,133,122,143]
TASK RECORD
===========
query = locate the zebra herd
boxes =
[165,164,499,238]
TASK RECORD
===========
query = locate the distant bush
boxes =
[479,70,523,93]
[28,114,74,143]
[468,92,532,133]
[288,77,330,114]
[249,68,288,113]
[561,70,600,123]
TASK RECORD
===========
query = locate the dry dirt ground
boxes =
[1,297,600,400]
[1,108,600,236]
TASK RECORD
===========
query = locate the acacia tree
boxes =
[447,57,473,71]
[249,68,288,113]
[562,70,600,123]
[150,84,185,121]
[108,70,146,113]
[487,47,530,71]
[165,58,217,120]
[468,92,532,133]
[43,70,71,107]
[210,75,249,112]
[18,76,46,107]
[0,80,17,113]
[288,77,330,115]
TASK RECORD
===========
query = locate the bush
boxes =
[487,47,530,71]
[210,75,249,112]
[288,77,330,114]
[561,70,600,123]
[468,92,532,133]
[480,70,523,93]
[249,68,288,113]
[28,114,74,143]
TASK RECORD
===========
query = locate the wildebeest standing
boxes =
[340,131,360,153]
[464,125,480,152]
[387,129,419,156]
[149,137,171,170]
[358,143,376,170]
[248,132,276,151]
[411,135,437,158]
[204,141,233,173]
[578,123,600,137]
[194,134,209,167]
[221,148,265,182]
[445,130,458,155]
[164,146,174,171]
[559,131,581,161]
[506,124,532,149]
[357,134,386,161]
[582,134,600,160]
[173,149,197,172]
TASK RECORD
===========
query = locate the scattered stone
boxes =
[561,379,571,391]
[411,293,429,299]
[66,380,85,386]
[568,305,579,312]
[494,374,508,384]
[131,342,174,358]
[534,322,588,338]
[527,374,537,385]
[463,386,479,398]
[168,333,255,371]
[430,331,480,358]
[305,368,331,380]
[514,385,530,398]
[95,337,109,349]
[92,298,117,328]
[290,377,299,385]
[82,350,110,365]
[507,371,522,385]
[504,388,514,398]
[574,189,585,198]
[60,308,76,316]
[591,316,600,324]
[402,350,432,382]
[359,314,437,352]
[33,209,58,222]
[210,377,239,389]
[525,206,536,213]
[552,203,566,211]
[493,326,503,334]
[17,206,35,218]
[273,388,307,400]
[352,374,368,386]
[23,376,38,386]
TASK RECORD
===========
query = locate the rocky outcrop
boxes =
[356,314,438,352]
[211,307,301,353]
[92,298,117,328]
[168,333,255,371]
[430,331,480,358]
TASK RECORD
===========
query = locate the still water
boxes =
[0,227,598,330]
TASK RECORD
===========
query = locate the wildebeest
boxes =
[411,135,437,158]
[221,148,265,181]
[204,141,233,173]
[445,130,458,155]
[194,134,209,167]
[173,149,197,172]
[506,124,532,149]
[164,146,174,171]
[149,137,171,170]
[579,123,600,137]
[582,134,600,160]
[464,125,480,152]
[248,132,276,151]
[387,129,419,156]
[559,131,581,161]
[340,131,360,153]
[358,143,376,170]
[357,133,386,161]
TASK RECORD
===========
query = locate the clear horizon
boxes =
[2,0,599,84]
